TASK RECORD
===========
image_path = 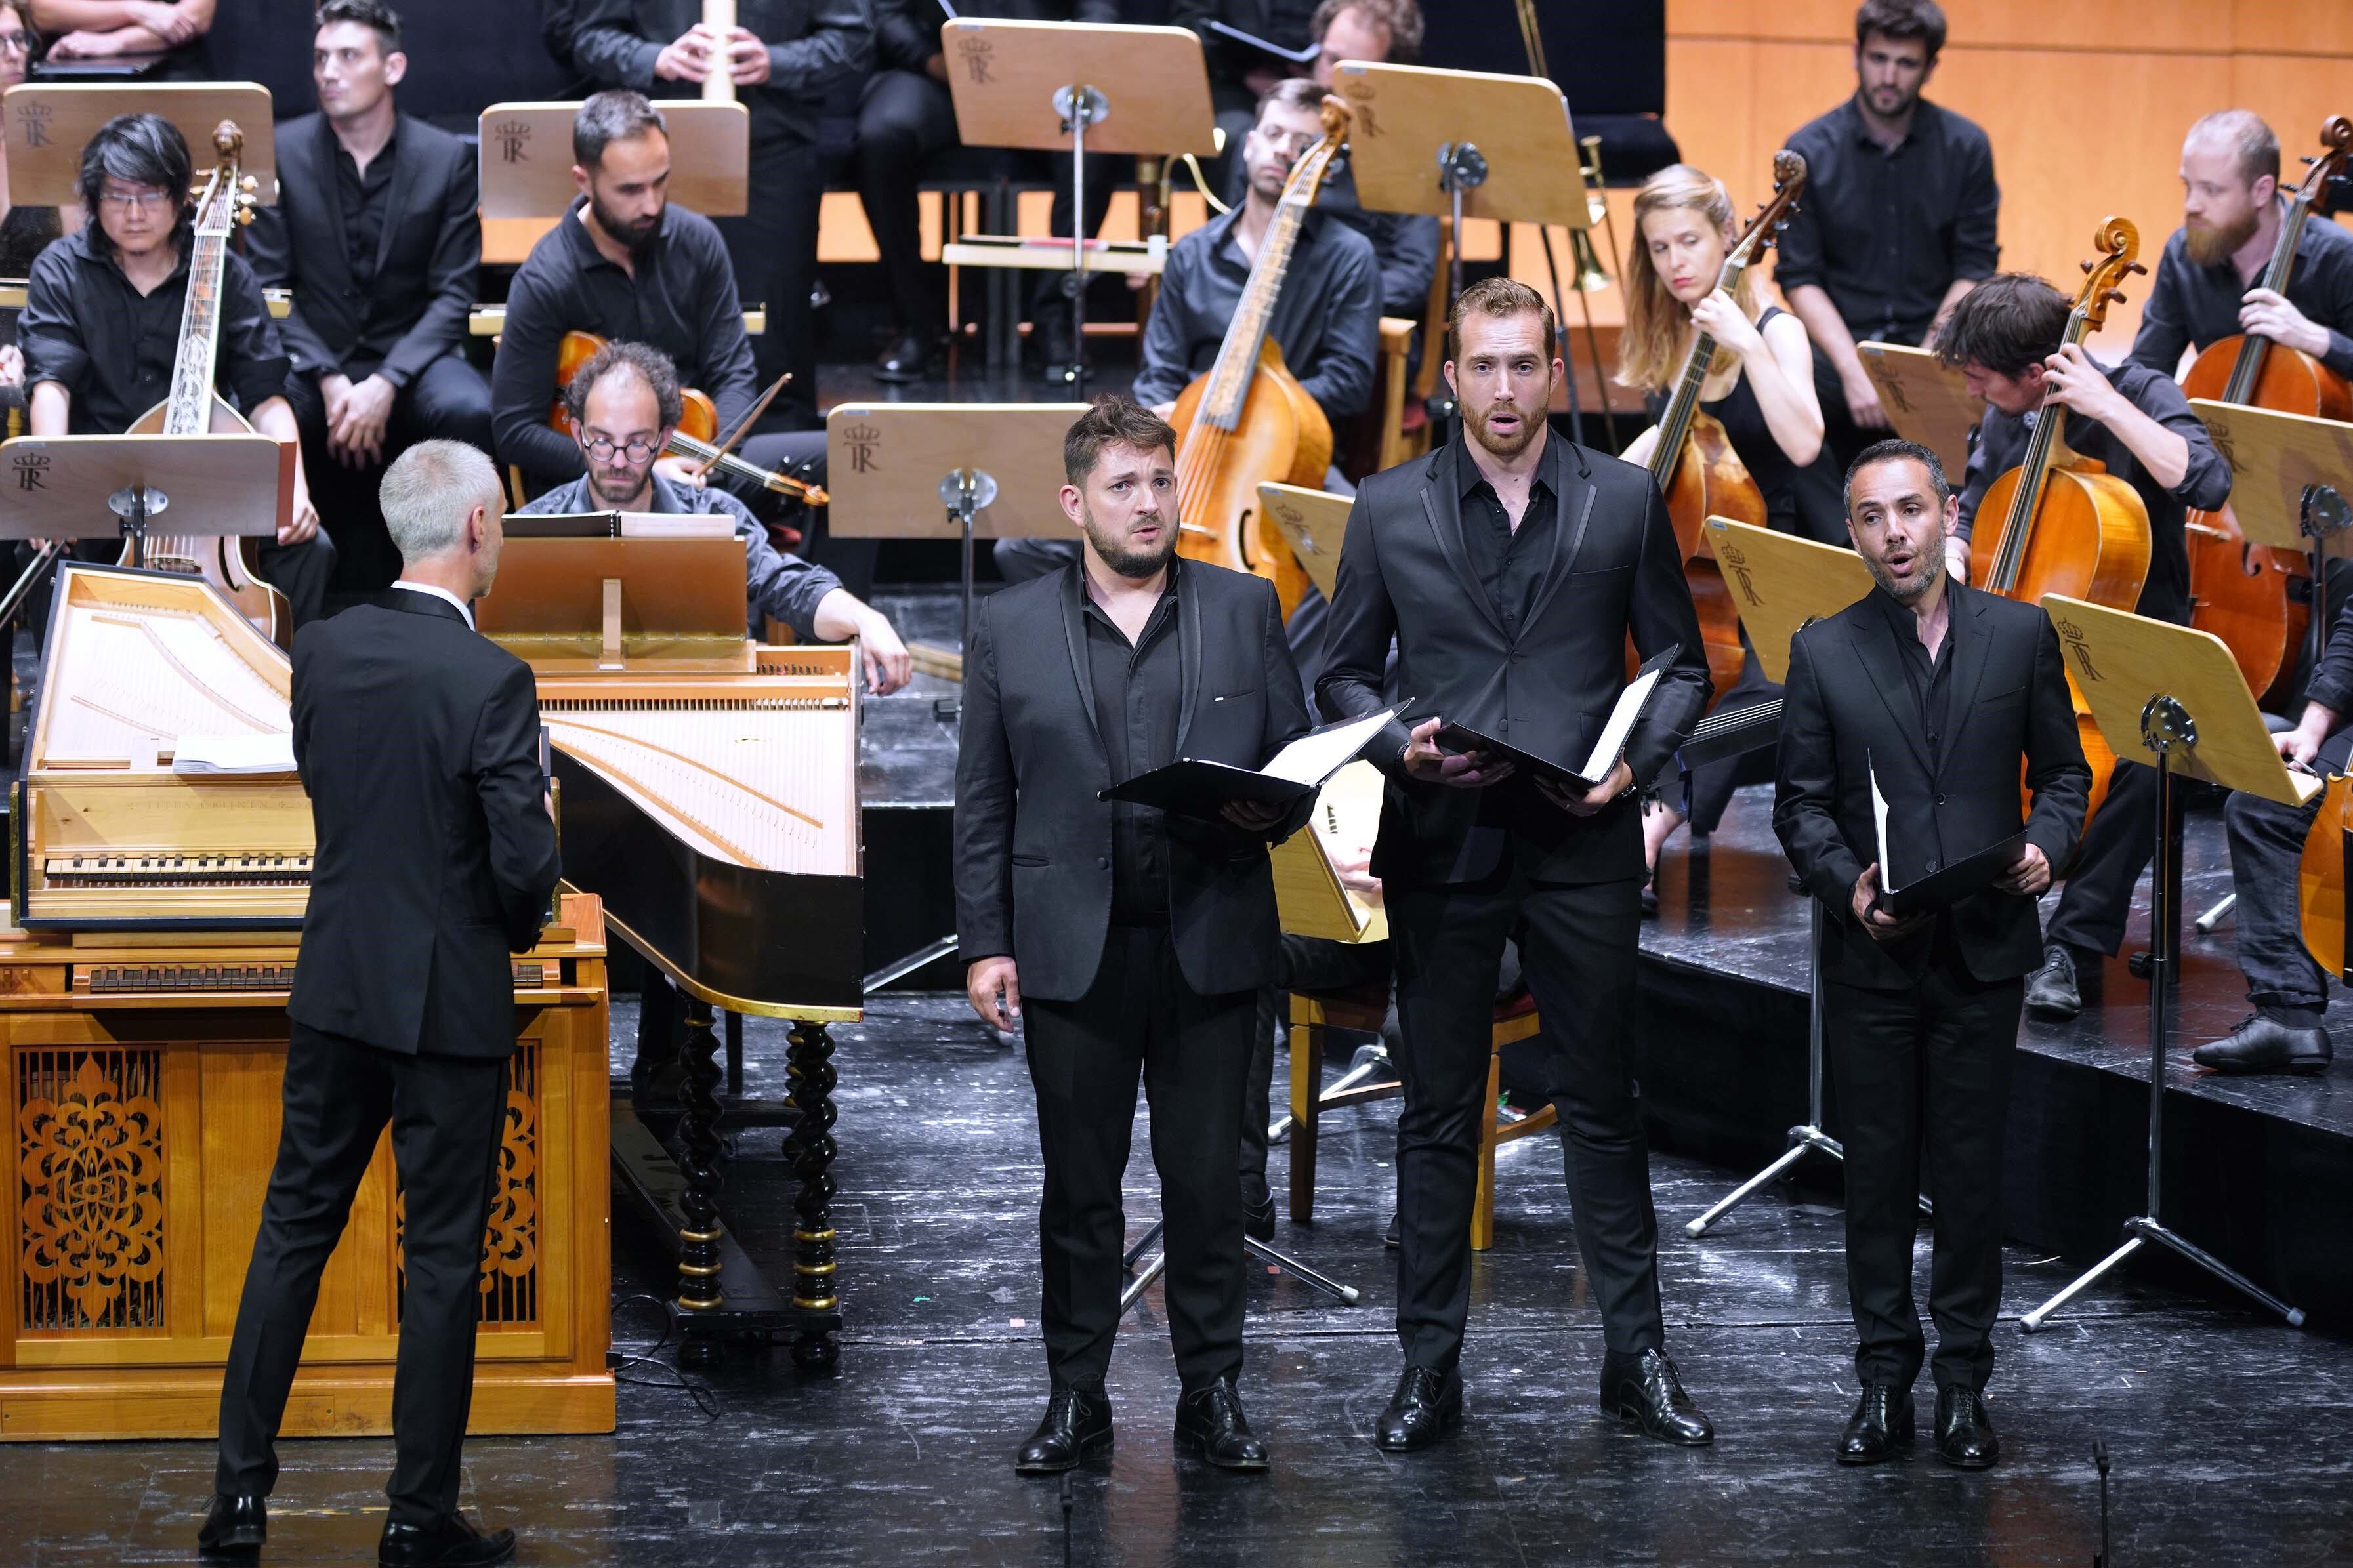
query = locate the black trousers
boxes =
[1024,924,1256,1393]
[285,354,495,595]
[713,134,822,426]
[2225,724,2353,1018]
[2045,756,2176,957]
[1388,864,1663,1369]
[1823,930,2022,1392]
[854,68,960,337]
[215,1023,510,1527]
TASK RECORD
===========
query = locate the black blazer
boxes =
[287,592,562,1058]
[243,113,480,390]
[954,560,1314,1002]
[1317,434,1713,888]
[1772,584,2092,991]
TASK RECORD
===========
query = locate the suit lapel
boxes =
[1848,604,1934,775]
[371,118,417,283]
[1937,585,1996,757]
[1519,437,1596,630]
[313,116,351,282]
[1173,564,1203,756]
[1058,568,1108,764]
[1419,444,1506,637]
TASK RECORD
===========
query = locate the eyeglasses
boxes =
[97,188,175,213]
[579,432,661,464]
[0,31,31,54]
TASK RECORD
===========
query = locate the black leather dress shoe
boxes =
[2194,1014,2333,1075]
[873,331,934,384]
[1175,1377,1270,1471]
[1600,1348,1714,1445]
[1374,1365,1463,1451]
[1014,1384,1113,1474]
[377,1514,516,1567]
[196,1493,266,1558]
[1835,1383,1916,1466]
[1934,1386,1999,1469]
[1242,1188,1276,1242]
[2025,942,2082,1020]
[1385,1210,1401,1250]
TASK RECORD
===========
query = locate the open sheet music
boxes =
[1432,645,1680,791]
[1098,708,1398,820]
[1868,751,2024,918]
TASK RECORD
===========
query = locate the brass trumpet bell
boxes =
[1567,225,1610,293]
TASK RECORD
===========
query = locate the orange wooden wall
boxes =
[1665,0,2353,346]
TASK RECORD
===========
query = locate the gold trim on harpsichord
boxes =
[601,905,862,1023]
[16,565,313,930]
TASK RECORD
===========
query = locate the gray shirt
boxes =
[518,471,843,642]
[2128,211,2353,382]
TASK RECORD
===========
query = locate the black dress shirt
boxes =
[1080,564,1184,926]
[1133,206,1380,422]
[1456,445,1560,640]
[334,128,397,289]
[19,227,289,435]
[1873,583,1956,774]
[1775,96,2001,346]
[488,199,759,480]
[570,0,873,148]
[1956,358,2233,625]
[2127,209,2353,381]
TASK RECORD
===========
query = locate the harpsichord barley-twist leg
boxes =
[673,996,728,1321]
[787,1019,841,1370]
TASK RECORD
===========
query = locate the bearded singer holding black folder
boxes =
[1773,438,2089,1471]
[1318,277,1716,1451]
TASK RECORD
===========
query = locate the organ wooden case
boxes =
[0,564,614,1439]
[477,521,861,1366]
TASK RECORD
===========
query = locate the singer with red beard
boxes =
[1317,278,1715,1453]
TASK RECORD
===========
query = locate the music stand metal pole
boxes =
[940,464,1000,688]
[1052,84,1108,398]
[108,484,165,569]
[2022,696,2306,1332]
[1436,141,1488,314]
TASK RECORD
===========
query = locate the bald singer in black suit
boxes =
[204,442,560,1568]
[1774,438,2089,1473]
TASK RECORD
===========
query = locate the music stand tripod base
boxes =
[1119,1219,1360,1311]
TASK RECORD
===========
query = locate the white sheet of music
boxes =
[1581,663,1665,783]
[1261,709,1398,787]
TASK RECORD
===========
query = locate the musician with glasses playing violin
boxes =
[1937,275,2232,1023]
[16,112,336,628]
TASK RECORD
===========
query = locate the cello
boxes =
[1646,150,1808,706]
[1971,218,2153,817]
[2183,116,2353,705]
[1169,97,1351,617]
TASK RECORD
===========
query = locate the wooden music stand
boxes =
[2192,400,2353,561]
[1701,516,1875,683]
[475,528,751,673]
[1,83,275,207]
[2021,594,2313,1338]
[0,433,289,554]
[1259,482,1351,602]
[1857,342,1980,480]
[1272,758,1386,943]
[825,401,1085,673]
[1326,62,1586,229]
[942,18,1214,394]
[478,100,750,219]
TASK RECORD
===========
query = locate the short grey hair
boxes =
[379,440,500,564]
[2185,109,2280,187]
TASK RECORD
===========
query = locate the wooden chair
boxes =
[1354,218,1455,480]
[1286,976,1551,1251]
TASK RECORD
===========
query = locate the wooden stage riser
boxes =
[0,985,614,1441]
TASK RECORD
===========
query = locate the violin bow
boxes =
[690,369,793,483]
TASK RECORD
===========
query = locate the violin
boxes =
[1646,150,1808,707]
[1972,218,2152,818]
[549,329,828,506]
[2183,116,2353,705]
[1169,96,1351,617]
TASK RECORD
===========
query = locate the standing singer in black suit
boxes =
[1318,277,1716,1453]
[203,442,560,1568]
[1774,440,2089,1472]
[247,1,492,594]
[955,399,1313,1476]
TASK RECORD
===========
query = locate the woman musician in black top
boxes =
[1614,163,1849,889]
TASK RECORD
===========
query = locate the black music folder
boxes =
[1098,707,1398,820]
[1869,751,2024,918]
[1429,645,1682,791]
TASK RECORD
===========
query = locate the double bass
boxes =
[1971,218,2153,816]
[1646,150,1808,705]
[2184,116,2353,705]
[1169,97,1351,617]
[122,122,293,642]
[548,329,828,506]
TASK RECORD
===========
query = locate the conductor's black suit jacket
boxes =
[287,590,562,1058]
[954,560,1314,1002]
[1317,434,1713,887]
[1772,583,2091,991]
[244,113,480,389]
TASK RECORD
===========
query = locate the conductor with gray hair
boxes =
[203,440,558,1567]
